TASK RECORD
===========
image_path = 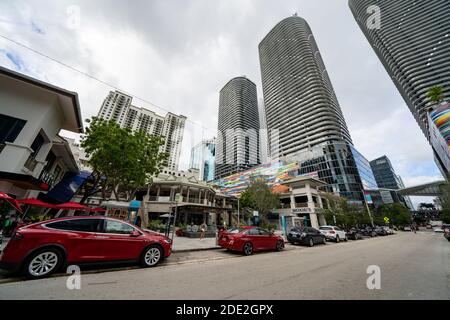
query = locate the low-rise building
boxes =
[0,66,83,198]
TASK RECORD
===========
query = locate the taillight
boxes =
[12,231,24,240]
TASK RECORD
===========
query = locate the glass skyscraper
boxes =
[190,139,216,182]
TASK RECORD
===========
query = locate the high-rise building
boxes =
[259,16,364,202]
[258,98,269,164]
[98,90,186,171]
[349,0,450,178]
[369,155,403,190]
[259,15,353,159]
[190,138,216,182]
[214,77,260,179]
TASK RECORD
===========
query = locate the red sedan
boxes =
[218,226,285,255]
[0,216,172,279]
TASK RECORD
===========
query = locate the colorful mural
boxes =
[213,162,301,196]
[429,103,450,149]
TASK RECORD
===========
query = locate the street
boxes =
[0,231,449,300]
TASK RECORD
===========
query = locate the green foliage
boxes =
[81,117,168,201]
[322,196,371,227]
[147,219,165,230]
[375,203,412,226]
[439,183,450,223]
[239,179,280,219]
[427,85,444,104]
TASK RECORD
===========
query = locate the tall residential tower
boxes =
[214,77,260,180]
[98,90,186,171]
[349,0,450,178]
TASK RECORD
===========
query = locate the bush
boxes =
[147,219,165,231]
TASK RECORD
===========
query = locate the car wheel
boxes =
[344,235,348,242]
[308,238,314,247]
[322,237,326,245]
[276,240,284,251]
[335,235,340,243]
[24,248,63,279]
[141,245,163,267]
[243,242,253,256]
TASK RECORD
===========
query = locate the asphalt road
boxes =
[0,231,449,299]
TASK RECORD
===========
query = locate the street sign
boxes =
[384,217,390,224]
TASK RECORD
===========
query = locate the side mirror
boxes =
[130,230,141,237]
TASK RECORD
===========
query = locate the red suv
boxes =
[218,226,284,255]
[0,216,172,278]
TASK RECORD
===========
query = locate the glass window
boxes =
[246,228,260,236]
[46,219,101,232]
[0,114,27,144]
[105,220,135,234]
[258,228,271,236]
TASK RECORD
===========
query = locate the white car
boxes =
[319,226,347,243]
[434,228,444,233]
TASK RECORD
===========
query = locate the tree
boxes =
[427,85,445,109]
[375,203,412,226]
[80,117,168,201]
[439,183,450,223]
[239,179,280,222]
[322,195,369,228]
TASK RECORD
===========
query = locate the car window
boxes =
[320,227,332,230]
[227,227,244,234]
[104,220,135,234]
[46,219,101,232]
[258,228,271,236]
[334,227,341,231]
[246,228,259,236]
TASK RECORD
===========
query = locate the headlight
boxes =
[301,232,307,237]
[163,239,172,244]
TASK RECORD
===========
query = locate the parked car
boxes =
[375,226,388,236]
[319,226,347,242]
[434,227,444,233]
[403,226,412,231]
[346,228,363,240]
[218,226,284,255]
[426,224,432,229]
[0,216,173,279]
[444,227,450,242]
[359,227,377,237]
[287,227,326,247]
[382,226,394,235]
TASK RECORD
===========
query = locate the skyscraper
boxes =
[259,16,365,202]
[190,138,216,182]
[349,0,450,178]
[98,90,186,171]
[259,15,353,159]
[214,77,260,180]
[370,155,403,190]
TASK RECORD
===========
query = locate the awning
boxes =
[17,198,56,208]
[89,207,106,212]
[0,192,23,214]
[54,201,89,210]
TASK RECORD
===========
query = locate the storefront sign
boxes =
[292,207,311,214]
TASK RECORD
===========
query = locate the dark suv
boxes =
[287,227,326,247]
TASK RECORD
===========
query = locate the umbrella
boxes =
[0,192,23,214]
[160,213,174,218]
[17,198,56,208]
[54,201,89,211]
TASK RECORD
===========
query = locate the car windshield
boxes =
[226,227,244,234]
[320,227,332,230]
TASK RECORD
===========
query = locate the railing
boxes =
[24,155,38,172]
[39,170,57,189]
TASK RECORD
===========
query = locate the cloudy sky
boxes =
[0,0,441,208]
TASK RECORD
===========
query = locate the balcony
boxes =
[24,155,38,172]
[295,203,309,208]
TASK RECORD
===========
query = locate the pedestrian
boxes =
[200,221,207,240]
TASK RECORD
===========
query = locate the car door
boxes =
[310,228,321,243]
[45,218,103,262]
[245,228,262,250]
[96,219,145,261]
[258,228,276,250]
[335,227,345,239]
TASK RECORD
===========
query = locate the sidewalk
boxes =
[171,235,220,252]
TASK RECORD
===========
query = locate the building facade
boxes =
[349,0,450,178]
[190,138,216,182]
[0,66,83,199]
[259,15,353,159]
[214,77,260,179]
[259,16,366,203]
[98,90,186,171]
[370,156,403,190]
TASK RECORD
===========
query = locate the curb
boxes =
[172,246,221,253]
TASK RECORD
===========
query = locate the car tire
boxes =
[140,245,163,267]
[24,247,64,279]
[322,237,326,245]
[243,242,253,256]
[344,235,348,242]
[335,235,340,243]
[308,238,314,247]
[276,240,284,251]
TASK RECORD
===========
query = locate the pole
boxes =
[363,191,374,227]
[237,197,240,226]
[171,203,177,242]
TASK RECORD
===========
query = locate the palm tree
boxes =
[427,85,444,104]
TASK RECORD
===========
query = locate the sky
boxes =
[0,0,442,209]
